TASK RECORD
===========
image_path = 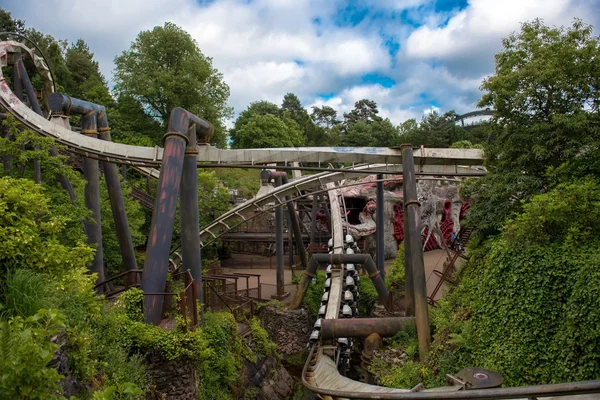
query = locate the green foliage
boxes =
[480,19,600,175]
[341,119,400,147]
[197,312,244,400]
[343,99,383,126]
[387,244,405,290]
[358,278,378,316]
[379,360,422,389]
[53,269,148,397]
[117,287,144,322]
[0,309,65,399]
[429,179,600,386]
[0,269,52,319]
[214,168,261,199]
[114,22,232,147]
[229,100,281,148]
[302,271,325,319]
[0,8,26,34]
[248,317,277,357]
[0,176,93,276]
[468,19,600,239]
[234,113,305,149]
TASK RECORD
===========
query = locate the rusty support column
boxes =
[403,162,415,317]
[180,125,202,303]
[141,108,189,325]
[97,110,138,274]
[319,193,332,230]
[310,194,318,243]
[376,173,385,281]
[81,112,106,289]
[402,144,430,360]
[15,53,41,184]
[275,176,285,298]
[288,211,294,268]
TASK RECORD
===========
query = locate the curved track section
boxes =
[0,76,483,169]
[198,163,483,248]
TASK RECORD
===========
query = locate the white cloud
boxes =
[405,0,588,60]
[4,0,599,128]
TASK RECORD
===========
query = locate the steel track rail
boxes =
[0,79,484,168]
[198,164,482,248]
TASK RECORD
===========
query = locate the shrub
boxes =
[0,309,65,399]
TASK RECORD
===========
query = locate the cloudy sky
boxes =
[5,0,600,125]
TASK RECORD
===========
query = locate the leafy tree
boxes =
[343,99,383,126]
[235,113,304,149]
[64,39,113,106]
[114,22,232,147]
[281,93,312,145]
[466,19,600,238]
[479,18,600,176]
[229,100,280,148]
[24,28,71,94]
[342,118,399,147]
[0,8,25,34]
[311,105,340,129]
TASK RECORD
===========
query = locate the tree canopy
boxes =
[465,18,600,237]
[114,22,232,147]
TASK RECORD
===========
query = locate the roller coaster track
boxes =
[3,41,597,400]
[197,163,485,249]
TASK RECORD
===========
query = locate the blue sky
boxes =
[4,0,600,126]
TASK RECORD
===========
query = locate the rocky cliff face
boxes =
[257,306,311,356]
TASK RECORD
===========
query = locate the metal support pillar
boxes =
[401,145,430,360]
[121,164,127,181]
[97,110,138,274]
[403,173,414,317]
[141,108,189,325]
[376,173,385,281]
[319,192,332,231]
[275,176,285,298]
[15,53,41,183]
[287,211,294,268]
[81,112,106,289]
[310,194,318,243]
[180,125,202,303]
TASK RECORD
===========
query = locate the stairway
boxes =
[428,226,475,305]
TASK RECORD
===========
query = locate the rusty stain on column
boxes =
[141,108,189,325]
[97,109,138,275]
[81,111,106,289]
[180,124,202,303]
[402,144,431,360]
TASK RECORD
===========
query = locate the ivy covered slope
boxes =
[428,19,600,388]
[430,178,600,385]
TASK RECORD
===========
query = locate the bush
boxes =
[0,309,65,399]
[302,271,326,319]
[428,178,600,386]
[248,317,277,357]
[0,269,52,319]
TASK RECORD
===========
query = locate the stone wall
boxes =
[146,353,198,400]
[239,355,295,400]
[257,305,311,356]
